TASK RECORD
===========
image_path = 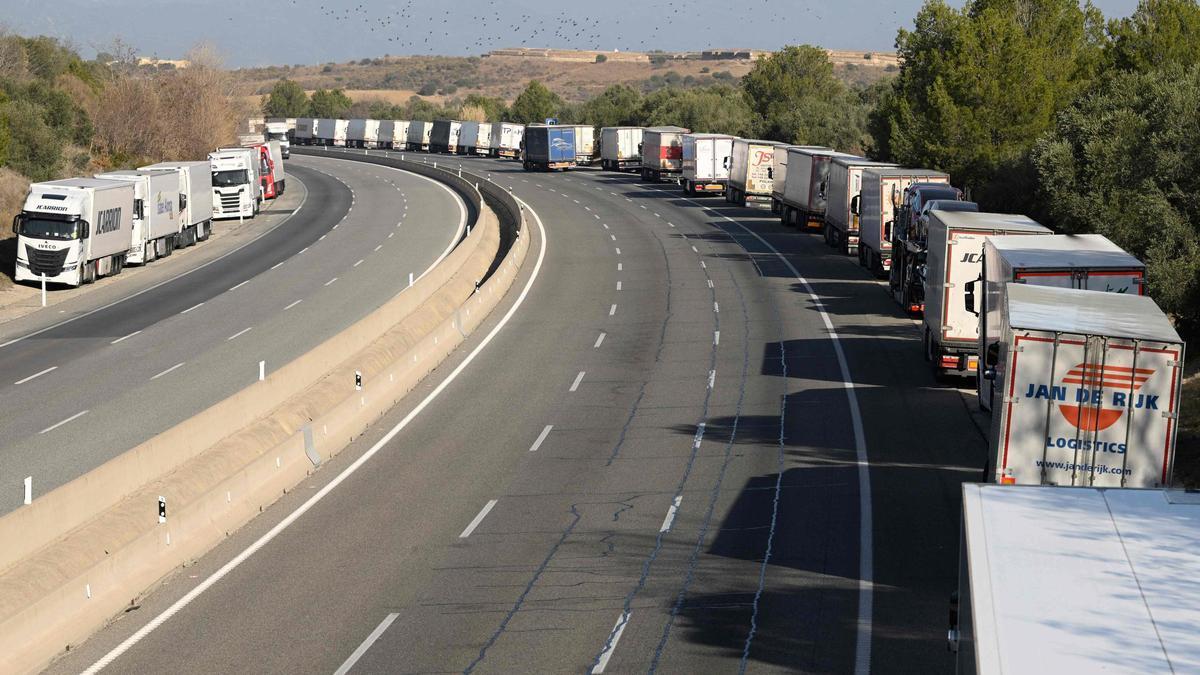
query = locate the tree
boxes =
[1107,0,1200,71]
[573,84,642,128]
[640,86,756,137]
[740,45,871,146]
[262,78,309,117]
[461,93,507,121]
[0,100,62,181]
[508,80,563,123]
[595,54,608,63]
[309,88,352,118]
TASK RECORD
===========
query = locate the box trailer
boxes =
[430,120,463,154]
[347,118,380,148]
[13,178,134,286]
[973,234,1148,411]
[491,122,524,159]
[406,121,432,151]
[983,284,1183,487]
[640,126,690,182]
[332,119,349,147]
[681,133,735,195]
[951,484,1200,674]
[859,167,949,275]
[568,125,596,165]
[93,170,182,264]
[139,161,214,245]
[727,139,784,207]
[293,118,316,146]
[376,119,396,149]
[824,157,898,255]
[522,125,576,171]
[458,122,492,155]
[923,211,1051,377]
[770,145,827,215]
[779,148,859,230]
[600,127,643,171]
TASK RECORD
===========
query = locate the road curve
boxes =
[47,153,986,675]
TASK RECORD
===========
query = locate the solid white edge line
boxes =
[652,184,875,674]
[80,189,548,675]
[14,365,56,385]
[659,495,682,533]
[458,499,499,538]
[39,409,88,435]
[150,362,185,380]
[529,424,553,452]
[591,610,631,674]
[331,613,400,675]
[569,371,585,392]
[111,330,141,344]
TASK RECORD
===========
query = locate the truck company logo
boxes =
[550,138,573,151]
[155,193,175,217]
[752,150,772,166]
[95,207,122,235]
[959,252,982,263]
[1024,363,1157,431]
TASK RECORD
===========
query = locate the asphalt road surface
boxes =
[48,152,988,675]
[0,155,465,514]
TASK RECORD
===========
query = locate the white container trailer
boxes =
[824,157,898,256]
[332,119,349,147]
[293,118,316,146]
[727,139,784,207]
[681,133,735,195]
[780,148,859,231]
[923,211,1051,377]
[377,119,396,149]
[347,119,380,148]
[952,484,1200,674]
[984,284,1183,487]
[640,126,690,182]
[569,125,596,165]
[94,170,182,264]
[859,167,949,275]
[458,121,492,155]
[393,120,412,149]
[139,160,214,244]
[770,145,827,215]
[600,127,643,171]
[12,178,134,286]
[973,234,1148,411]
[406,121,432,151]
[491,122,524,158]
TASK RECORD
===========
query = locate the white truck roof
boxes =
[38,177,132,191]
[962,484,1200,674]
[1005,282,1181,343]
[930,210,1044,233]
[988,233,1144,271]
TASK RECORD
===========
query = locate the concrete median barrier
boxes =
[0,151,530,674]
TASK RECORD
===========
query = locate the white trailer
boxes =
[640,126,690,182]
[681,133,734,195]
[952,484,1200,674]
[973,234,1148,411]
[569,125,596,165]
[139,160,214,245]
[491,122,524,159]
[600,127,643,171]
[984,284,1183,487]
[265,140,286,195]
[727,139,784,207]
[392,120,412,150]
[458,121,492,155]
[923,211,1051,377]
[13,178,134,286]
[770,145,827,215]
[859,167,949,275]
[333,119,349,147]
[293,118,316,146]
[823,157,898,255]
[94,170,182,265]
[779,148,859,231]
[208,148,259,219]
[347,119,380,148]
[407,121,432,151]
[377,119,396,149]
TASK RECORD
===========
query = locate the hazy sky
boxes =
[3,0,1142,68]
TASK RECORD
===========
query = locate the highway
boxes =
[48,153,987,674]
[0,155,467,515]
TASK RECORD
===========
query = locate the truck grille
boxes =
[219,192,242,212]
[26,245,68,276]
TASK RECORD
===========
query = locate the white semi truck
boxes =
[951,484,1200,674]
[727,139,784,207]
[779,148,858,231]
[971,234,1148,411]
[139,160,214,245]
[347,118,380,148]
[681,133,734,195]
[491,123,524,159]
[600,127,643,172]
[93,170,182,264]
[859,167,950,275]
[407,121,432,151]
[12,178,134,286]
[983,283,1183,487]
[208,148,260,219]
[640,126,690,183]
[823,157,898,256]
[923,211,1051,377]
[264,121,290,158]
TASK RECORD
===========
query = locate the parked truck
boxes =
[888,183,969,314]
[923,211,1051,377]
[522,125,576,171]
[779,147,858,230]
[569,125,596,165]
[600,126,643,172]
[208,148,260,219]
[859,167,949,275]
[226,143,278,200]
[332,118,349,147]
[139,160,214,245]
[347,118,380,148]
[12,178,134,286]
[982,284,1183,487]
[971,234,1148,411]
[824,157,898,255]
[94,170,181,264]
[491,122,524,159]
[681,133,735,195]
[377,119,396,149]
[407,121,432,151]
[264,121,290,158]
[950,484,1200,674]
[430,120,463,154]
[769,145,827,216]
[727,139,784,207]
[458,122,493,155]
[640,126,690,183]
[293,118,316,146]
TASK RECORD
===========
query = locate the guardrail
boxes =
[0,151,532,674]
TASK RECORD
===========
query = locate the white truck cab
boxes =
[208,149,259,220]
[264,121,290,158]
[13,178,134,287]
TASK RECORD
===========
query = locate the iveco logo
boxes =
[37,243,56,249]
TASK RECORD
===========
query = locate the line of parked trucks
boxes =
[12,133,288,288]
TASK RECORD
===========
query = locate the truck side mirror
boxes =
[964,279,979,316]
[11,215,19,235]
[134,199,144,220]
[883,220,892,242]
[850,194,860,216]
[80,221,89,239]
[179,192,187,209]
[722,156,730,169]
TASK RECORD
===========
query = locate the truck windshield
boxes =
[212,169,249,187]
[267,132,287,141]
[20,216,80,240]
